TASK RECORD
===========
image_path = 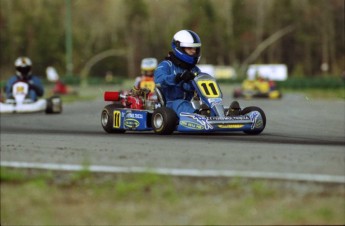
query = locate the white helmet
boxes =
[141,58,158,76]
[171,30,201,65]
[15,57,32,79]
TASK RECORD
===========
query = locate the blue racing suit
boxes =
[5,75,44,101]
[154,59,201,117]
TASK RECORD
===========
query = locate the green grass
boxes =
[1,167,344,225]
[288,88,345,99]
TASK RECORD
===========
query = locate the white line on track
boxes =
[1,161,344,184]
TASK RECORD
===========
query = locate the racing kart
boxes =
[0,81,62,114]
[233,79,282,99]
[101,73,266,135]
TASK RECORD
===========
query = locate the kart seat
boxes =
[154,86,166,106]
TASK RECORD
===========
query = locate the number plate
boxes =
[196,80,221,98]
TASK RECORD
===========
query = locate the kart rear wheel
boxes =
[241,106,266,135]
[152,107,178,135]
[101,104,125,133]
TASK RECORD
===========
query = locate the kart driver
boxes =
[131,57,158,96]
[5,57,44,101]
[154,29,240,117]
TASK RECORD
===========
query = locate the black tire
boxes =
[151,107,178,135]
[278,92,283,99]
[111,101,124,108]
[241,106,266,135]
[101,104,125,133]
[45,96,63,114]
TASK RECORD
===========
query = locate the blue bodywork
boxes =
[111,109,152,131]
[110,108,264,134]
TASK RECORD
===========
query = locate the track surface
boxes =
[1,93,344,181]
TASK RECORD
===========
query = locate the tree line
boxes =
[0,0,344,80]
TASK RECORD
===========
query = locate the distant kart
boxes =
[233,79,282,99]
[0,81,62,114]
[101,73,266,135]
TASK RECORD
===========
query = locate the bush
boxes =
[277,77,345,90]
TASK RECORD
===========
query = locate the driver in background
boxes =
[154,29,240,117]
[5,57,44,101]
[131,58,158,96]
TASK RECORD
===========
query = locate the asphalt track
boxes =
[1,93,344,183]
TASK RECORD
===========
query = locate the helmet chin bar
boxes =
[172,43,200,65]
[181,47,201,58]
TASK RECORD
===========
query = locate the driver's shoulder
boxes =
[158,59,173,68]
[7,75,18,83]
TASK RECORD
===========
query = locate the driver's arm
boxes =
[5,77,17,98]
[154,61,177,86]
[28,77,44,97]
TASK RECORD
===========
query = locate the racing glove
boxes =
[175,70,195,83]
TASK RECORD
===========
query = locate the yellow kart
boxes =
[233,79,282,99]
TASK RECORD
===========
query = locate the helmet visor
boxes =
[16,66,31,75]
[179,42,201,48]
[143,70,154,77]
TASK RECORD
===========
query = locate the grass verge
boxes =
[1,167,344,225]
[287,88,345,99]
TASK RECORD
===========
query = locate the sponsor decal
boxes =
[255,120,263,128]
[209,98,222,109]
[217,124,244,129]
[249,111,263,129]
[180,112,213,130]
[16,86,25,93]
[124,118,140,129]
[125,112,143,119]
[207,115,250,121]
[181,121,204,130]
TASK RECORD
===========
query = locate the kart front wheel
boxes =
[152,107,178,135]
[241,106,266,135]
[101,104,125,133]
[45,96,62,114]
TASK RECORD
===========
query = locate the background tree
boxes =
[123,0,148,78]
[0,0,343,81]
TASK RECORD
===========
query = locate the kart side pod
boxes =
[104,91,120,101]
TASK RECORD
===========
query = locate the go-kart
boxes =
[233,79,282,99]
[101,73,266,135]
[0,81,62,114]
